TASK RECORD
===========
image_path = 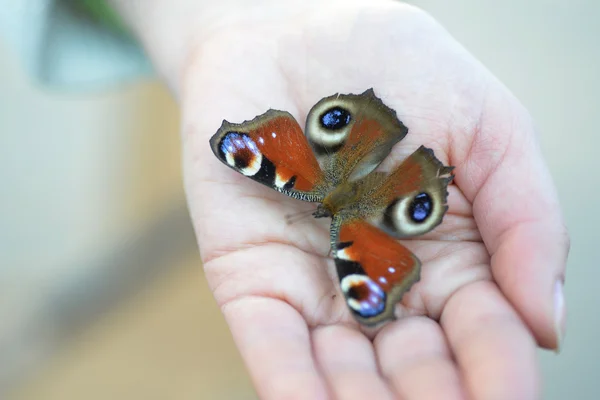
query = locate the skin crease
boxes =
[110,1,570,399]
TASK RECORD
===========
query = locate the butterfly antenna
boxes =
[284,209,315,225]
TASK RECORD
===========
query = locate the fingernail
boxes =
[554,279,566,353]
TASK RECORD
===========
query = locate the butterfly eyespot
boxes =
[219,132,263,176]
[320,107,352,130]
[340,274,386,318]
[409,192,433,223]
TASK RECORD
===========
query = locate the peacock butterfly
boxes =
[209,89,454,326]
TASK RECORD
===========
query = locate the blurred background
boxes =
[1,0,598,399]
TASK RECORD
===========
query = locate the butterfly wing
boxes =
[373,146,454,238]
[210,110,326,202]
[305,89,408,184]
[331,218,421,325]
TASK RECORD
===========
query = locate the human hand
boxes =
[116,1,569,398]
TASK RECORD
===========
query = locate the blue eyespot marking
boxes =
[409,192,432,223]
[221,132,259,156]
[219,132,261,169]
[347,277,386,318]
[320,107,351,130]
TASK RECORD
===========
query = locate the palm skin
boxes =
[179,3,568,399]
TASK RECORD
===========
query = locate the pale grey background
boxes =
[409,1,600,398]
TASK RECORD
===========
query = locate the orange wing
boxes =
[366,146,454,238]
[304,89,408,184]
[332,218,421,326]
[210,110,326,201]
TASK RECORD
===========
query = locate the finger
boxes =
[441,281,540,400]
[223,296,329,400]
[375,317,467,400]
[312,325,394,400]
[453,90,569,349]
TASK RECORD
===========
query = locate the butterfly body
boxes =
[210,89,454,326]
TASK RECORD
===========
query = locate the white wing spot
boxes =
[336,248,353,261]
[271,132,277,138]
[388,267,396,274]
[340,274,368,293]
[225,153,236,168]
[274,172,288,189]
[347,298,362,312]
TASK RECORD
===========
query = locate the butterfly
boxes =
[209,89,454,326]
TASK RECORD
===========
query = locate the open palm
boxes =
[180,3,568,399]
